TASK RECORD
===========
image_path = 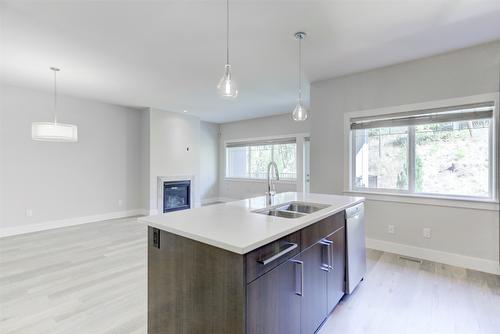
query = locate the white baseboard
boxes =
[0,209,149,238]
[366,238,500,275]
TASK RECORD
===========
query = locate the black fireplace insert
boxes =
[163,180,191,213]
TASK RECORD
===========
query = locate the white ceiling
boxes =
[1,0,500,123]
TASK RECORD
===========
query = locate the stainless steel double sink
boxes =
[253,201,330,219]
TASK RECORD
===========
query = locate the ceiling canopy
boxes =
[1,0,500,123]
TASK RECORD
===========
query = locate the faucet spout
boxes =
[266,161,280,204]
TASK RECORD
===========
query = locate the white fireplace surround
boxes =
[157,175,196,214]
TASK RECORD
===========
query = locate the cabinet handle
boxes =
[319,239,333,271]
[257,243,298,266]
[291,260,304,296]
[324,239,334,270]
[329,241,334,270]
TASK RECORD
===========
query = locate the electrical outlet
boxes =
[118,199,123,207]
[423,227,432,239]
[26,209,33,217]
[387,225,396,234]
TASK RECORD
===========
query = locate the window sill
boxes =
[344,189,499,211]
[224,177,297,185]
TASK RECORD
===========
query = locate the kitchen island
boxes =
[139,192,365,334]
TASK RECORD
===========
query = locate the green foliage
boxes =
[358,119,490,196]
[392,136,407,146]
[415,156,423,192]
[455,148,465,160]
[396,164,408,189]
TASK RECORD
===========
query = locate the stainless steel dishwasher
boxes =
[345,203,366,294]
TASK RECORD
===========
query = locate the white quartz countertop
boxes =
[139,192,364,254]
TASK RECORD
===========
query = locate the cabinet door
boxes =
[247,258,301,334]
[325,226,346,312]
[300,243,328,334]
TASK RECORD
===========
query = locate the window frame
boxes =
[224,134,306,183]
[345,93,499,203]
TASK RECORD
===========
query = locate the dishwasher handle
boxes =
[346,203,364,219]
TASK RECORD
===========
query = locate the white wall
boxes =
[0,91,221,234]
[310,41,500,272]
[219,113,310,200]
[147,108,220,211]
[200,121,219,202]
[148,108,201,212]
[139,108,150,210]
[0,84,146,232]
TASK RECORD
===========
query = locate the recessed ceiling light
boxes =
[183,110,188,113]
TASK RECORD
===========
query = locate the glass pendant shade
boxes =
[32,122,78,142]
[292,100,309,121]
[292,32,308,121]
[218,0,238,98]
[217,64,238,98]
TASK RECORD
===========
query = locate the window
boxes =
[353,126,409,190]
[226,139,297,180]
[350,102,495,199]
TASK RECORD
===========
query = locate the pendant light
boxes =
[32,67,78,142]
[292,32,309,121]
[217,0,238,98]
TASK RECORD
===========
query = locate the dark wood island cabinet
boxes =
[148,210,347,334]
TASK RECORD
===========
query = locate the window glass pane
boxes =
[354,127,408,190]
[415,120,490,197]
[274,143,297,179]
[226,147,248,178]
[249,145,272,178]
[226,142,297,179]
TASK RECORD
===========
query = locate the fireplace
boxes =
[163,180,191,213]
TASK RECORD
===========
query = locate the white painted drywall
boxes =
[5,2,500,123]
[200,121,219,202]
[139,108,150,210]
[0,91,221,233]
[0,84,146,229]
[219,114,311,200]
[310,41,500,265]
[148,108,201,212]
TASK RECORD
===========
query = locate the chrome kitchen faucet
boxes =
[266,161,280,205]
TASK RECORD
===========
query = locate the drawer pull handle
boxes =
[319,239,333,270]
[291,260,304,296]
[257,243,298,265]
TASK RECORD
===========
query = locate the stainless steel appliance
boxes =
[345,203,366,294]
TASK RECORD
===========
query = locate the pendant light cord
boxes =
[226,0,230,65]
[298,36,302,101]
[53,68,58,124]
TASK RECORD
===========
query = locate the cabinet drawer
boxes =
[301,211,345,251]
[245,231,301,284]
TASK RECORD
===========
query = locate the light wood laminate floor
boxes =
[1,217,499,334]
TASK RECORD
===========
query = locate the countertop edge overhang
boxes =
[139,192,365,254]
